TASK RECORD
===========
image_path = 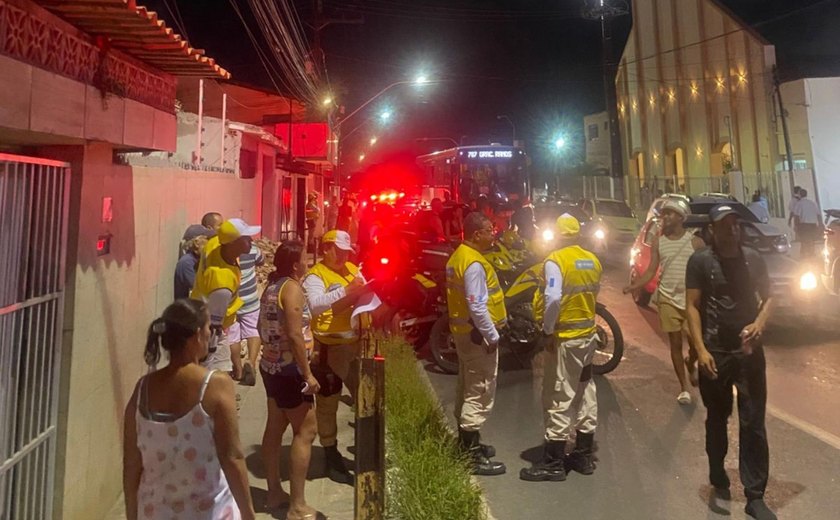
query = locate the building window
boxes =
[588,124,599,141]
[240,149,257,179]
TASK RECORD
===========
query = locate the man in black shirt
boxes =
[685,204,776,520]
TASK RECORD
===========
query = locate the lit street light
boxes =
[323,96,333,107]
[554,136,567,150]
[359,153,366,162]
[370,136,378,146]
[379,110,392,123]
[415,74,429,85]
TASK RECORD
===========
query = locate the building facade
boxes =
[616,0,782,210]
[584,111,612,174]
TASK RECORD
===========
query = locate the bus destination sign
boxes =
[459,147,519,162]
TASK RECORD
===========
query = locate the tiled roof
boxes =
[38,0,230,78]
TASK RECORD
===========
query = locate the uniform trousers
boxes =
[543,333,598,441]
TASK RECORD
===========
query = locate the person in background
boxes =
[446,212,508,476]
[191,218,261,374]
[175,225,216,300]
[748,193,770,224]
[511,197,537,241]
[793,188,820,260]
[202,212,224,233]
[418,198,446,242]
[686,205,776,520]
[123,299,256,520]
[337,196,353,233]
[305,192,321,255]
[326,195,340,231]
[258,241,321,517]
[787,186,801,229]
[229,242,265,385]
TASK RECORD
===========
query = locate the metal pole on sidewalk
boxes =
[354,312,385,520]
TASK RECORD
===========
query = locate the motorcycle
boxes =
[429,261,625,376]
[822,209,840,296]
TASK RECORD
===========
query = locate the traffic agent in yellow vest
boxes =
[446,243,508,338]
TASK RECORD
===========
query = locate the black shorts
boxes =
[260,367,314,409]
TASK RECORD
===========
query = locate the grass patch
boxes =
[383,339,486,520]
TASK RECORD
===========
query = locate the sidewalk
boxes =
[106,379,356,520]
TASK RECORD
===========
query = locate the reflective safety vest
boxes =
[190,236,242,329]
[533,245,602,340]
[446,243,508,335]
[305,262,360,345]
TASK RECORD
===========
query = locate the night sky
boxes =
[143,0,840,170]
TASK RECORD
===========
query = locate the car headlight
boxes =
[542,229,554,242]
[774,235,790,254]
[800,271,817,291]
[593,228,606,240]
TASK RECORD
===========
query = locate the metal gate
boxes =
[0,154,70,520]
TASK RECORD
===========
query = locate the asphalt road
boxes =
[424,249,840,520]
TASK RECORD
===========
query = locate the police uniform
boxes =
[191,219,261,372]
[302,231,363,453]
[522,214,602,482]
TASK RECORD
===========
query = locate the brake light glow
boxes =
[370,195,377,201]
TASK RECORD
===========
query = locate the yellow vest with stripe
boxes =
[446,243,507,334]
[533,245,602,340]
[190,236,242,329]
[306,262,360,345]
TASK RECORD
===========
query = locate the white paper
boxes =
[351,292,382,324]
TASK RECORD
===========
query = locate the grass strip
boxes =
[383,339,486,520]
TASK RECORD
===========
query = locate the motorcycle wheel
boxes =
[592,306,624,376]
[430,315,459,374]
[629,269,651,307]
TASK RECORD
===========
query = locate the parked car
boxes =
[822,209,840,296]
[629,194,809,308]
[579,198,642,249]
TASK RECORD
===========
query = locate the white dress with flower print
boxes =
[135,370,240,520]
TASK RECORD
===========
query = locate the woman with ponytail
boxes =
[123,299,256,520]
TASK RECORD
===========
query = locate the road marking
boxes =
[766,403,840,450]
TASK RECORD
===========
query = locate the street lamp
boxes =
[379,110,393,123]
[323,96,333,107]
[359,153,366,162]
[497,115,516,145]
[554,136,567,151]
[337,76,439,128]
[370,136,378,146]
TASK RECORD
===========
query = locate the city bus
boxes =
[415,144,530,209]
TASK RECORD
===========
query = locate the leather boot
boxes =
[519,440,566,482]
[459,429,506,476]
[565,431,596,475]
[324,444,354,484]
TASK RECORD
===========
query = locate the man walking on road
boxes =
[303,230,372,483]
[624,199,704,404]
[191,218,261,373]
[686,204,776,520]
[521,214,602,482]
[793,189,820,260]
[446,212,508,476]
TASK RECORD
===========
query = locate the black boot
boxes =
[520,440,567,482]
[459,429,506,476]
[479,443,496,458]
[324,444,353,484]
[565,431,596,475]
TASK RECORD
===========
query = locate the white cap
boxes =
[218,218,261,245]
[322,230,353,251]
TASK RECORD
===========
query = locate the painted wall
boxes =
[0,53,175,151]
[584,111,611,172]
[50,142,262,520]
[782,77,840,212]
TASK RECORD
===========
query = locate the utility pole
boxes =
[773,65,797,197]
[582,0,628,182]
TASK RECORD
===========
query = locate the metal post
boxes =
[196,79,204,167]
[220,92,227,170]
[354,313,385,520]
[774,66,796,197]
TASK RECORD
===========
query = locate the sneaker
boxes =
[677,391,692,405]
[745,498,777,520]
